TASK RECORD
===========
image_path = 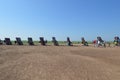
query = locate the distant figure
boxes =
[93,40,97,47]
[118,38,120,46]
[107,42,111,47]
[0,39,3,45]
[14,41,17,44]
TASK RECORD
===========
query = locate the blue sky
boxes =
[0,0,120,41]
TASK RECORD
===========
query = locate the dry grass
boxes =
[0,45,120,80]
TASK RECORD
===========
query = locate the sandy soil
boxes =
[0,45,120,80]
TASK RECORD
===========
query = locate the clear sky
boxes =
[0,0,120,41]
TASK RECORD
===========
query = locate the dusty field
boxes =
[0,45,120,80]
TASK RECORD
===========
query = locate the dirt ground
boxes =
[0,45,120,80]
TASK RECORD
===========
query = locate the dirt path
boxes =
[0,46,120,80]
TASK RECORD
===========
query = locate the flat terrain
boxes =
[0,45,120,80]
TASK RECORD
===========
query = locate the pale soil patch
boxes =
[0,45,120,80]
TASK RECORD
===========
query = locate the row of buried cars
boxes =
[0,36,120,47]
[0,37,89,46]
[0,37,69,46]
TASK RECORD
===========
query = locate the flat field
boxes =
[0,45,120,80]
